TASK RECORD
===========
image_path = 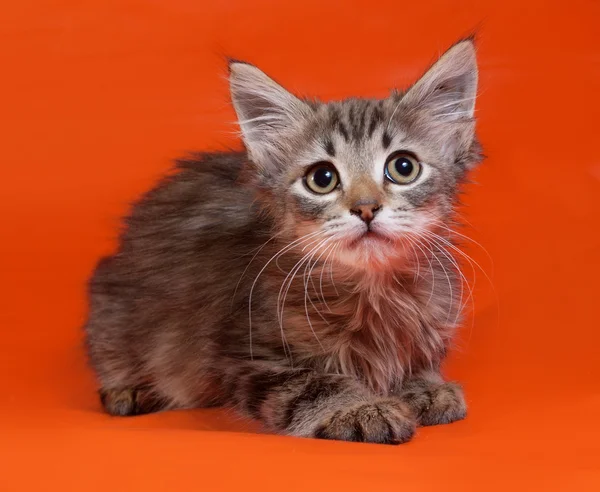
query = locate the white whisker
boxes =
[306,242,334,321]
[423,222,499,346]
[248,230,323,360]
[302,241,332,351]
[405,240,421,283]
[320,242,339,312]
[422,231,474,325]
[433,220,494,274]
[231,233,279,310]
[276,236,328,360]
[410,235,437,307]
[421,237,454,325]
[329,242,341,298]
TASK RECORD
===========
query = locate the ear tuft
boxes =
[227,58,253,74]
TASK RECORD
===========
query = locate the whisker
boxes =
[306,242,334,320]
[276,235,326,326]
[410,235,437,307]
[421,231,473,325]
[248,230,323,360]
[302,241,332,350]
[429,216,495,273]
[231,233,279,310]
[421,237,454,325]
[424,227,499,346]
[427,228,491,292]
[320,242,339,312]
[404,239,422,284]
[329,242,341,298]
[276,236,328,358]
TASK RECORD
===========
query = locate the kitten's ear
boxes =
[404,39,478,119]
[229,61,312,169]
[402,39,480,165]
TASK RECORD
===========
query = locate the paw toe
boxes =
[314,399,416,445]
[100,388,136,416]
[419,382,467,426]
[99,386,166,416]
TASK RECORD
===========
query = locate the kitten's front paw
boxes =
[402,381,467,426]
[312,399,416,445]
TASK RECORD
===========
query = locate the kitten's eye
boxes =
[304,163,339,194]
[384,152,421,184]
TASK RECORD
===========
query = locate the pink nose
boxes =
[350,202,381,224]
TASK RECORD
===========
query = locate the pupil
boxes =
[314,168,333,188]
[395,158,413,176]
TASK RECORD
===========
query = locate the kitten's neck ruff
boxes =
[296,258,453,394]
[323,275,449,394]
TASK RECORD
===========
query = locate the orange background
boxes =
[1,0,599,490]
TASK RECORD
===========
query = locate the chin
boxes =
[334,232,407,273]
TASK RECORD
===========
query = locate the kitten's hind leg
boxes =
[99,385,169,416]
[397,371,467,426]
[222,361,416,444]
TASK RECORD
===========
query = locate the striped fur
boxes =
[85,39,482,444]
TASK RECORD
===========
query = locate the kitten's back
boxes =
[84,151,270,407]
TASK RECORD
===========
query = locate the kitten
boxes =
[84,39,482,444]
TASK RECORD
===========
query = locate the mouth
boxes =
[347,229,389,248]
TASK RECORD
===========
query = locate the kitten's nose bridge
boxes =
[346,178,383,224]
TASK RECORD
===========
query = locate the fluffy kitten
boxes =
[84,39,482,444]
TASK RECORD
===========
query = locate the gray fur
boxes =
[84,39,482,444]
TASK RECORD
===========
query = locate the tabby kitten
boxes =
[85,39,482,444]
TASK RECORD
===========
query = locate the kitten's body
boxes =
[85,40,482,443]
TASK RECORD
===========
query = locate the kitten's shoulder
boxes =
[174,150,246,179]
[125,151,260,235]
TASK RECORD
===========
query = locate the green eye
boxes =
[305,163,339,194]
[385,152,421,184]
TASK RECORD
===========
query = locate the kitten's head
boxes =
[229,40,482,272]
